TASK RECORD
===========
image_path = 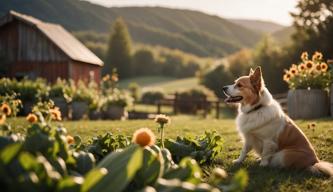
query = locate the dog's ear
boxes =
[250,67,263,92]
[249,68,254,75]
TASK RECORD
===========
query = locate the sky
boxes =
[87,0,298,26]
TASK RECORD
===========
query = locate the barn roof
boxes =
[0,10,104,66]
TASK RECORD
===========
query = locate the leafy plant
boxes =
[165,131,223,164]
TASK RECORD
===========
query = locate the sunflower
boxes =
[305,61,314,69]
[320,62,328,72]
[66,135,75,145]
[289,67,298,75]
[154,114,171,126]
[314,64,322,72]
[50,107,62,121]
[301,52,308,61]
[132,128,156,147]
[111,74,118,82]
[0,103,11,116]
[26,113,38,123]
[283,73,292,82]
[312,51,323,61]
[102,75,110,82]
[0,114,6,125]
[298,63,306,71]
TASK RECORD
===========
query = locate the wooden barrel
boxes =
[287,89,329,119]
[71,101,88,120]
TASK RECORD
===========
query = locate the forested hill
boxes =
[0,0,262,57]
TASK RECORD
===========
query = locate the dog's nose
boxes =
[222,86,228,92]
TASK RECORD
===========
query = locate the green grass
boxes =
[8,116,333,191]
[119,76,202,93]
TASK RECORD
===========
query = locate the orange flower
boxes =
[102,75,110,82]
[305,61,314,69]
[66,135,75,145]
[0,103,11,116]
[26,113,38,123]
[320,62,328,72]
[0,114,6,125]
[132,128,156,147]
[301,52,308,61]
[111,74,118,82]
[50,107,62,121]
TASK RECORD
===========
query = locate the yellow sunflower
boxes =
[0,103,11,116]
[312,51,323,61]
[26,113,38,123]
[50,107,62,121]
[301,52,308,61]
[320,62,328,72]
[298,63,306,71]
[305,61,314,69]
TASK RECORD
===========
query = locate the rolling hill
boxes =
[0,0,262,57]
[229,19,285,34]
[273,26,295,44]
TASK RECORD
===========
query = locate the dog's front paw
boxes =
[232,159,243,164]
[259,160,269,167]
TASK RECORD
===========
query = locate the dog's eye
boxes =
[236,83,242,88]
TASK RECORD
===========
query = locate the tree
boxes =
[253,36,287,93]
[227,49,253,79]
[104,18,132,78]
[132,49,156,76]
[291,0,333,58]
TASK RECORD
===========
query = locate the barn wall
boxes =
[0,20,18,61]
[69,61,101,83]
[11,61,69,82]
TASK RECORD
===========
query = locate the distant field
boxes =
[119,76,203,93]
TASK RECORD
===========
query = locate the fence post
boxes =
[173,92,178,115]
[215,101,220,119]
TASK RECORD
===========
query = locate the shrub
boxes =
[141,89,166,104]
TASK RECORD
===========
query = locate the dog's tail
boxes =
[309,161,333,177]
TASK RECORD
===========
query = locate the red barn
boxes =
[0,10,103,82]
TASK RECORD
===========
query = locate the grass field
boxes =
[119,76,203,93]
[8,116,333,191]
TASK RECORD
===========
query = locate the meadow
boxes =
[8,116,333,192]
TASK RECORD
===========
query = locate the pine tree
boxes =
[104,17,132,78]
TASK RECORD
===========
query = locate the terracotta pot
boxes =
[288,89,329,119]
[71,101,89,120]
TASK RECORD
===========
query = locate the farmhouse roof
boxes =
[0,10,104,66]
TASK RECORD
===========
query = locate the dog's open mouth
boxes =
[224,96,243,103]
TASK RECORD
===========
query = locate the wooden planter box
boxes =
[72,101,89,120]
[288,89,329,119]
[51,97,68,119]
[103,106,127,120]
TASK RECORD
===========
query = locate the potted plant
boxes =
[101,90,132,120]
[49,79,71,119]
[283,51,332,119]
[71,81,93,120]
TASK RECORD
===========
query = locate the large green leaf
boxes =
[90,144,143,192]
[0,143,21,164]
[81,168,107,192]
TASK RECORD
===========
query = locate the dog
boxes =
[223,66,333,177]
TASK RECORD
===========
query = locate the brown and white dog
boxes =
[223,66,333,177]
